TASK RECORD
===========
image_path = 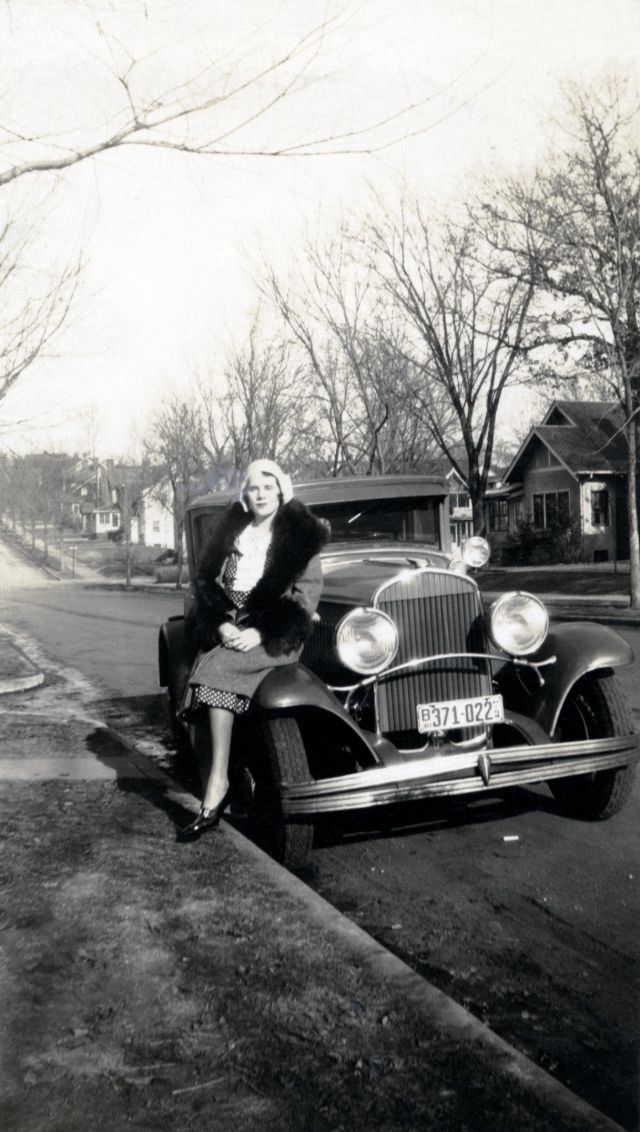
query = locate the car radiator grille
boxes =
[375,571,491,744]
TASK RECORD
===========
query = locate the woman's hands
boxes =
[218,623,262,652]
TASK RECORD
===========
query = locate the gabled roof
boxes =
[504,399,628,483]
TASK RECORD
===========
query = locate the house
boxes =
[65,456,120,536]
[446,468,473,549]
[488,400,630,564]
[132,480,176,550]
[67,459,172,544]
[446,467,506,549]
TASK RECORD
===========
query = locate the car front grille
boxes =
[375,570,492,747]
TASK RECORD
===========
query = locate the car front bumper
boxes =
[279,733,639,816]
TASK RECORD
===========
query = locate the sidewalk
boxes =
[0,637,627,1131]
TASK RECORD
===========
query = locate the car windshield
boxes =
[311,496,441,546]
[190,493,443,569]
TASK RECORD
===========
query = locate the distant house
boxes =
[132,480,175,550]
[488,400,630,564]
[65,457,120,536]
[446,469,473,550]
[66,458,173,545]
[446,466,505,549]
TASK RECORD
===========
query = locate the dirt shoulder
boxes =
[0,711,625,1132]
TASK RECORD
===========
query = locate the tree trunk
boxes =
[628,419,640,608]
[175,519,184,590]
[471,497,485,536]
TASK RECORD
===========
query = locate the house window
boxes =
[97,511,110,523]
[591,489,609,527]
[112,513,119,528]
[488,499,509,531]
[451,491,470,509]
[532,491,571,529]
[152,520,161,533]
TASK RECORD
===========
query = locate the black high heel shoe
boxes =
[177,802,224,841]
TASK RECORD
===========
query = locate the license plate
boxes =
[417,694,504,733]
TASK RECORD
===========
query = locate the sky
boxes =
[0,0,639,460]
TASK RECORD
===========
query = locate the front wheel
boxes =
[236,714,314,869]
[549,674,637,819]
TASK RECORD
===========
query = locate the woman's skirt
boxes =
[187,638,302,716]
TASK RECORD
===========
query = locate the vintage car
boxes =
[158,475,638,867]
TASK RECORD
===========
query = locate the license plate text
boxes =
[417,694,504,733]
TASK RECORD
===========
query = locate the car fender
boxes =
[254,663,381,763]
[530,621,634,736]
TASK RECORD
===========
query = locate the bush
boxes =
[501,518,583,566]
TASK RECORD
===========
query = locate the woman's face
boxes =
[244,472,280,521]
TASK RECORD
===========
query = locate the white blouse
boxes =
[231,522,273,591]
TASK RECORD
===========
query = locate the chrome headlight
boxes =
[336,607,399,675]
[462,536,491,568]
[490,591,549,656]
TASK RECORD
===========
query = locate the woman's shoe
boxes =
[177,803,224,840]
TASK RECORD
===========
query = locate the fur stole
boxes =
[191,499,329,657]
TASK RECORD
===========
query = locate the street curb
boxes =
[105,721,625,1132]
[0,628,46,695]
[0,671,45,695]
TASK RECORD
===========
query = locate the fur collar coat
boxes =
[191,499,329,658]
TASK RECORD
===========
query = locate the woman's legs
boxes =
[201,706,234,810]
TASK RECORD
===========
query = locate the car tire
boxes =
[167,681,192,765]
[549,673,637,819]
[239,714,314,869]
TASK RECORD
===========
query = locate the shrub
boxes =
[502,518,583,566]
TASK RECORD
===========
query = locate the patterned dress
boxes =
[192,546,252,714]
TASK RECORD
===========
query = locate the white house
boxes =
[132,482,175,550]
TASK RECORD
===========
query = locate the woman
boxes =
[179,459,329,840]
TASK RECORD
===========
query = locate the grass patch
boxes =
[477,568,629,597]
[69,537,165,577]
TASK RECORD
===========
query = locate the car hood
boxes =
[320,542,452,604]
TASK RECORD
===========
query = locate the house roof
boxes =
[505,400,627,483]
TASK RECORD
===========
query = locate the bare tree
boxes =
[0,3,447,189]
[0,2,466,428]
[0,203,81,412]
[199,314,311,478]
[144,395,207,585]
[366,204,538,529]
[483,77,640,604]
[111,457,156,588]
[269,235,439,477]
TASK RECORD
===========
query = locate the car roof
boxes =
[187,474,449,512]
